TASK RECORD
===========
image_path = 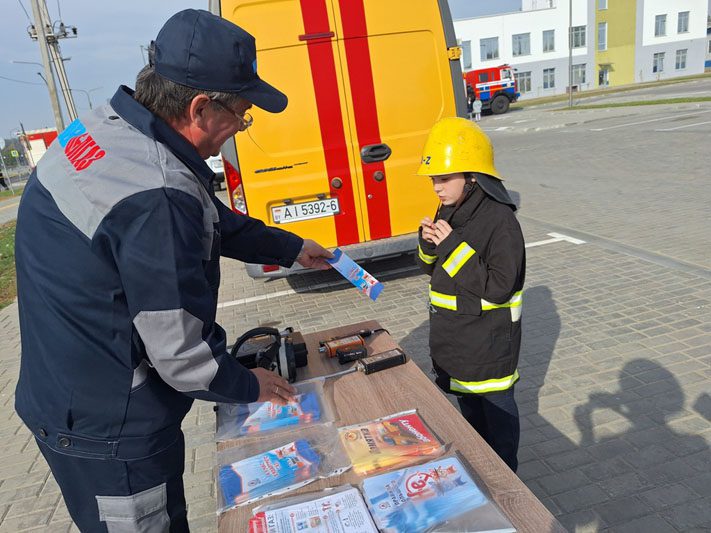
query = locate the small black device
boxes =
[336,345,368,364]
[229,327,307,383]
[357,348,407,374]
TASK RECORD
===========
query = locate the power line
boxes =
[17,0,31,20]
[0,74,45,85]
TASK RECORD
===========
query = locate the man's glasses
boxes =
[210,98,253,130]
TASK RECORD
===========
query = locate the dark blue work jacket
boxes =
[14,86,302,459]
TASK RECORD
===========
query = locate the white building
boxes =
[453,0,708,100]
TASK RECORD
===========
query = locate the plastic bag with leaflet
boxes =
[337,410,445,476]
[248,484,378,533]
[361,454,515,533]
[215,423,350,513]
[215,379,335,441]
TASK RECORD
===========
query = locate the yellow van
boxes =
[209,0,466,276]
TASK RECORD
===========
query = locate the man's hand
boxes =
[430,219,453,245]
[295,239,333,270]
[420,217,436,243]
[252,367,297,405]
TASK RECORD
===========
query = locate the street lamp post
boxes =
[70,87,103,110]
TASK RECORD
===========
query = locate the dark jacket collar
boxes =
[438,183,486,227]
[109,86,214,191]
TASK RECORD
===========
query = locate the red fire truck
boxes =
[463,64,519,115]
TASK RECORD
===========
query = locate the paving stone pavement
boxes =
[1,215,708,531]
[1,98,709,531]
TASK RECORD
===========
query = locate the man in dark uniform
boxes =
[14,9,331,531]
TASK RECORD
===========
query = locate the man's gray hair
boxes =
[134,65,245,122]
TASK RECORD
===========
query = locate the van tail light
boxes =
[223,158,248,215]
[262,265,280,273]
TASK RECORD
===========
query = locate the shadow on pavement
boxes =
[400,284,711,531]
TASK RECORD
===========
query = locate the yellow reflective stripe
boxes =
[442,242,476,277]
[450,369,520,394]
[429,286,457,310]
[481,291,523,310]
[418,245,437,265]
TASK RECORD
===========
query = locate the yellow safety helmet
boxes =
[416,117,503,179]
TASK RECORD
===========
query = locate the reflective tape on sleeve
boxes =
[450,369,520,394]
[442,242,476,277]
[418,245,437,265]
[481,291,523,322]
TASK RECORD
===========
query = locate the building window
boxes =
[543,68,555,89]
[512,33,531,57]
[480,37,499,61]
[677,11,689,33]
[655,15,666,37]
[543,30,555,52]
[516,71,531,93]
[572,64,586,85]
[598,22,607,51]
[571,26,586,48]
[599,0,607,9]
[462,40,472,69]
[675,49,687,69]
[653,52,665,73]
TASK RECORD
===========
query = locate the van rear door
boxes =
[214,0,465,252]
[331,0,462,241]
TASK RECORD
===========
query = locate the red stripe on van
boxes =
[338,0,392,240]
[300,0,359,246]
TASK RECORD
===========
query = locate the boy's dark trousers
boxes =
[457,388,520,472]
[36,432,190,532]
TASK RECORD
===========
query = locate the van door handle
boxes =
[360,143,391,163]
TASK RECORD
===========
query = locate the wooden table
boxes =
[218,320,565,532]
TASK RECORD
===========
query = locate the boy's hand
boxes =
[420,217,436,243]
[430,220,452,245]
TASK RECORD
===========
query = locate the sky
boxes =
[0,0,527,138]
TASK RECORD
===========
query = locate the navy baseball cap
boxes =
[152,9,287,113]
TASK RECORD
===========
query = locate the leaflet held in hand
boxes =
[327,248,383,301]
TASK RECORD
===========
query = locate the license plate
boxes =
[271,198,341,224]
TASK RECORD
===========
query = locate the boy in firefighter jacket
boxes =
[416,117,525,471]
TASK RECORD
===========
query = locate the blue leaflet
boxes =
[219,440,321,507]
[234,392,322,435]
[327,248,383,301]
[362,457,488,532]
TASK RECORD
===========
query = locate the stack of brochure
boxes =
[362,456,516,533]
[218,440,321,507]
[249,485,378,533]
[338,411,444,476]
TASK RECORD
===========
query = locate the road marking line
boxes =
[589,109,711,131]
[527,232,586,248]
[218,233,584,308]
[655,120,711,132]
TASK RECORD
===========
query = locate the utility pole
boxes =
[29,0,64,130]
[568,0,573,108]
[40,0,77,121]
[28,0,79,129]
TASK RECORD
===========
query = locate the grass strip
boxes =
[0,221,16,310]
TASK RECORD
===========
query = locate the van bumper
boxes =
[245,233,419,278]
